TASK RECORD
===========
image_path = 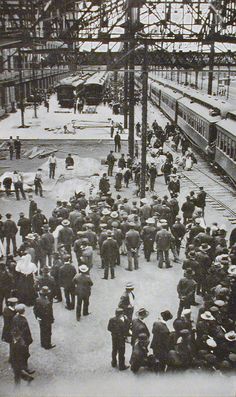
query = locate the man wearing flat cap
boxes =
[34,286,55,349]
[151,310,173,371]
[107,308,130,370]
[11,304,33,371]
[17,213,31,242]
[2,297,18,358]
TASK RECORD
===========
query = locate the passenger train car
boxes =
[83,71,108,105]
[135,74,236,183]
[56,74,87,107]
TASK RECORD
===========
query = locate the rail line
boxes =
[180,168,236,224]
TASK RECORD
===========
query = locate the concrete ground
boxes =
[0,99,236,397]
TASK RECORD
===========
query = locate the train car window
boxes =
[224,135,227,153]
[227,137,231,157]
[220,133,224,150]
[230,141,235,159]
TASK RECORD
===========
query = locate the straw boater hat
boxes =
[200,311,215,321]
[228,265,236,276]
[79,265,89,273]
[26,233,35,240]
[40,286,51,295]
[126,282,134,290]
[206,338,217,348]
[214,300,225,307]
[225,331,236,342]
[140,198,148,204]
[102,208,110,216]
[199,243,211,252]
[62,219,70,226]
[136,308,149,318]
[110,211,119,219]
[146,218,155,224]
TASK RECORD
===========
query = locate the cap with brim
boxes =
[229,353,236,362]
[206,338,217,348]
[225,331,236,342]
[228,266,236,276]
[62,220,70,226]
[8,297,18,304]
[129,222,136,227]
[160,219,168,224]
[182,309,191,316]
[200,243,211,251]
[100,223,107,228]
[146,218,155,224]
[102,209,110,215]
[26,233,35,240]
[140,198,148,204]
[200,311,215,321]
[136,308,149,318]
[138,333,149,341]
[79,265,89,273]
[209,306,219,313]
[15,304,26,313]
[214,300,225,307]
[110,211,118,218]
[40,286,51,295]
[126,282,134,289]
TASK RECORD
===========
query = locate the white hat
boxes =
[79,265,89,273]
[110,211,119,218]
[206,338,217,348]
[195,218,201,224]
[140,198,148,204]
[214,300,225,307]
[228,266,236,276]
[146,218,155,224]
[102,208,110,216]
[26,233,35,240]
[160,219,168,224]
[62,219,70,226]
[225,331,236,342]
[182,309,191,316]
[200,311,215,321]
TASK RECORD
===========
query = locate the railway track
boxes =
[180,163,236,225]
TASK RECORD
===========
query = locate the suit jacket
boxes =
[59,264,77,289]
[34,296,54,323]
[73,273,93,296]
[118,291,134,311]
[11,314,33,346]
[17,217,31,237]
[107,316,129,339]
[150,321,170,355]
[131,318,150,346]
[125,230,140,250]
[101,238,119,261]
[3,220,18,237]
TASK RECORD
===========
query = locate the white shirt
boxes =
[49,155,57,165]
[12,173,23,183]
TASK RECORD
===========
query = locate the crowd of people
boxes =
[1,118,236,386]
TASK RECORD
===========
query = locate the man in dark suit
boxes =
[150,310,173,371]
[73,265,93,321]
[11,304,33,371]
[17,212,31,242]
[2,297,18,359]
[101,230,119,280]
[33,286,55,349]
[130,333,151,373]
[107,308,129,370]
[118,282,135,323]
[125,223,140,271]
[131,308,150,347]
[59,260,76,310]
[3,213,18,257]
